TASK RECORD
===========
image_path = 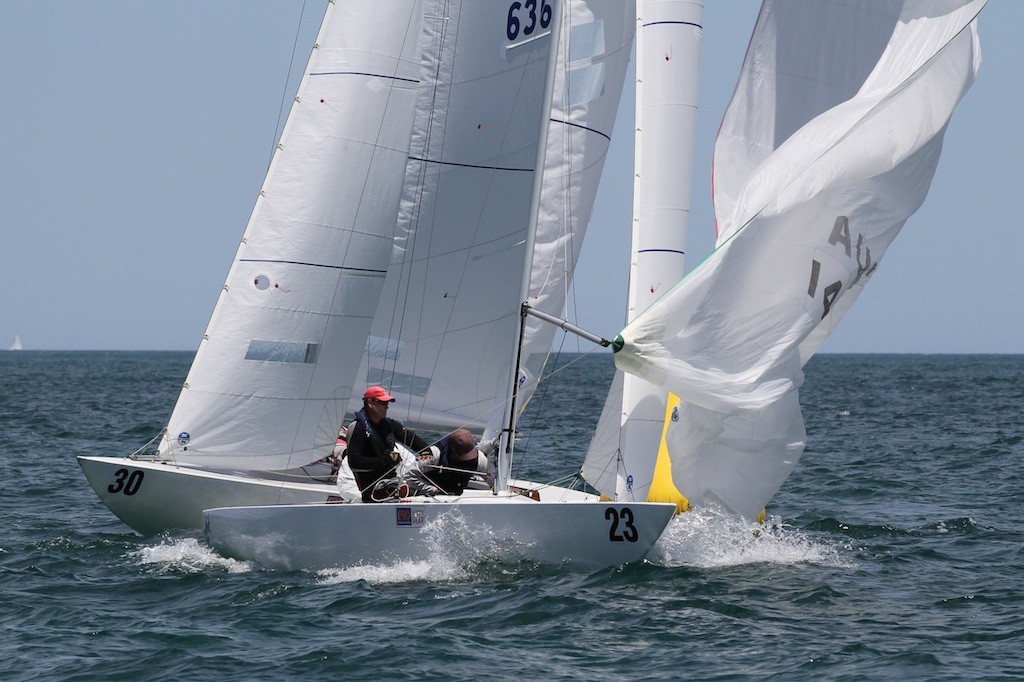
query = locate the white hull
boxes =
[202,494,676,571]
[77,456,335,536]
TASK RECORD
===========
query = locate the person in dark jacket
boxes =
[344,385,430,502]
[421,428,489,495]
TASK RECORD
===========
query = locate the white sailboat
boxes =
[202,0,985,570]
[79,0,429,535]
[81,0,676,565]
[9,335,22,351]
[82,0,983,570]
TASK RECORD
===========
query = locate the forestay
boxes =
[159,2,424,469]
[614,0,985,519]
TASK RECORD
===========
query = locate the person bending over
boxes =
[421,428,489,495]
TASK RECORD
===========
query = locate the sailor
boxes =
[344,386,431,502]
[419,428,489,495]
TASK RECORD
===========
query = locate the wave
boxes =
[648,506,854,569]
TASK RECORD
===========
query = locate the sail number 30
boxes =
[506,0,553,42]
[107,468,145,496]
[605,506,639,542]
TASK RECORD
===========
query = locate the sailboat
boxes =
[9,335,22,351]
[80,0,676,565]
[202,0,984,569]
[85,0,984,571]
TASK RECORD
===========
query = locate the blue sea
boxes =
[1,351,1022,680]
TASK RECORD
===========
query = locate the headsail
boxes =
[159,2,424,468]
[614,0,985,519]
[518,0,636,412]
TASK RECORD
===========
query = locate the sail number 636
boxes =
[605,506,639,542]
[506,0,553,41]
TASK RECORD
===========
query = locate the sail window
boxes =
[365,368,430,397]
[567,63,605,106]
[567,20,606,106]
[365,335,404,360]
[245,340,320,364]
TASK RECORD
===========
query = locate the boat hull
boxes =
[78,456,334,536]
[202,496,676,571]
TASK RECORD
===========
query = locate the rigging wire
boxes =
[267,0,311,169]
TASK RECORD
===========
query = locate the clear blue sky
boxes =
[1,2,1019,352]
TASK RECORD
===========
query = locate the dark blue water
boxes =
[2,351,1022,680]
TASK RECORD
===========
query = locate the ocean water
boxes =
[1,351,1022,680]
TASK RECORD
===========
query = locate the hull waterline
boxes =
[202,496,676,571]
[78,456,335,535]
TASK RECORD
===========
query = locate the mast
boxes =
[618,0,703,502]
[497,0,565,493]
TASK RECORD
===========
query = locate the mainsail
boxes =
[614,0,985,519]
[361,1,635,440]
[583,0,703,505]
[157,1,622,470]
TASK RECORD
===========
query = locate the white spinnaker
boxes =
[160,2,423,467]
[614,0,985,519]
[583,1,703,501]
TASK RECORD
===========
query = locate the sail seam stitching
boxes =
[551,117,611,141]
[309,71,419,84]
[407,156,532,172]
[239,258,386,274]
[641,21,702,29]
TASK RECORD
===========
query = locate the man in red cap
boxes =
[344,385,431,502]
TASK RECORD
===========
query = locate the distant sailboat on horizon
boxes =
[9,335,22,351]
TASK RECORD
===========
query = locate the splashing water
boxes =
[648,506,853,569]
[317,509,536,585]
[317,557,465,585]
[130,537,253,574]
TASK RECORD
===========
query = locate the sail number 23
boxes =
[506,0,553,42]
[605,507,639,542]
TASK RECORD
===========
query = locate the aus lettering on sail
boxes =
[806,215,878,321]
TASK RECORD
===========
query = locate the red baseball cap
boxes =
[363,386,396,402]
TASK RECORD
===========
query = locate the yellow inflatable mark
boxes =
[647,392,689,514]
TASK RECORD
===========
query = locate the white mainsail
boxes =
[614,0,985,519]
[360,1,633,439]
[583,0,703,505]
[9,335,22,351]
[158,2,425,468]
